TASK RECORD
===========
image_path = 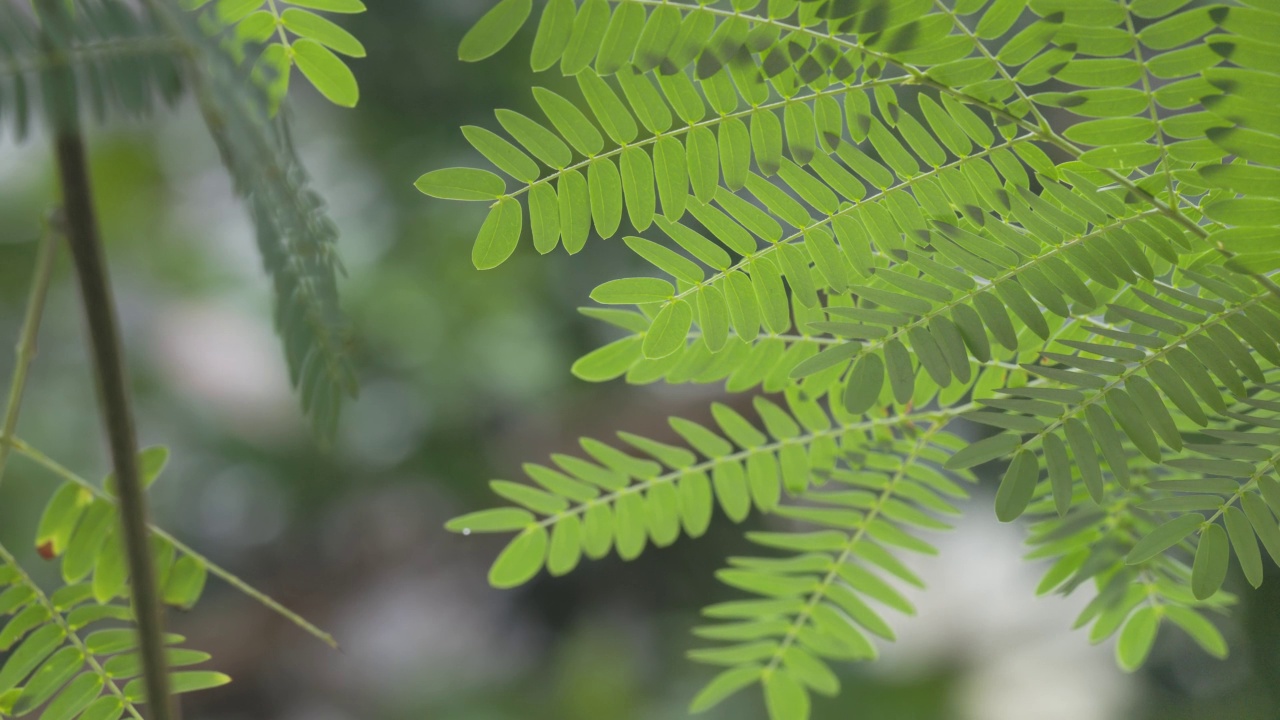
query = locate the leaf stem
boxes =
[6,435,340,649]
[0,218,59,492]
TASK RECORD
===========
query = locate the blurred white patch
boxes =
[196,464,288,550]
[876,499,1133,720]
[151,301,299,439]
[340,379,430,468]
[333,570,537,701]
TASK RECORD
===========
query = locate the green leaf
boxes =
[945,433,1020,470]
[1116,606,1159,672]
[578,70,638,145]
[0,625,65,696]
[621,146,655,231]
[459,0,532,62]
[529,182,560,253]
[1192,522,1229,600]
[40,674,104,720]
[689,665,762,713]
[559,168,591,254]
[643,300,694,359]
[842,353,884,415]
[446,508,536,533]
[1242,492,1280,567]
[697,286,730,352]
[464,126,540,183]
[533,88,604,158]
[1127,514,1205,565]
[162,555,208,611]
[36,484,88,559]
[591,277,674,305]
[1164,606,1228,659]
[995,450,1038,522]
[124,671,231,701]
[472,197,523,270]
[496,110,572,169]
[547,516,583,576]
[561,0,610,75]
[416,168,506,201]
[688,127,720,204]
[1224,506,1263,589]
[588,157,623,238]
[283,0,365,11]
[594,1,644,76]
[572,337,642,381]
[530,0,575,71]
[655,136,689,221]
[764,669,810,720]
[488,526,548,588]
[281,8,365,57]
[292,39,359,107]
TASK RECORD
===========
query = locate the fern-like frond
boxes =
[9,438,338,648]
[1024,449,1237,673]
[0,549,227,720]
[150,6,358,439]
[447,393,967,587]
[428,1,1280,716]
[686,425,967,715]
[947,268,1280,514]
[183,0,366,107]
[0,0,184,139]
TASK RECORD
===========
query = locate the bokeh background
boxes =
[2,2,1279,719]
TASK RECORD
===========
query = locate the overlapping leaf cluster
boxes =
[422,0,1280,717]
[0,448,228,720]
[0,0,184,139]
[182,0,366,107]
[1,0,360,437]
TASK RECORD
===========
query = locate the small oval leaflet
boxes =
[488,526,549,588]
[458,0,533,62]
[292,38,359,107]
[472,197,523,270]
[415,168,506,201]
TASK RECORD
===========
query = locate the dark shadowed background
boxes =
[1,2,1278,718]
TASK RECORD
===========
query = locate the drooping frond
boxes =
[2,1,360,437]
[181,0,366,107]
[146,4,359,439]
[0,0,184,139]
[427,0,1280,717]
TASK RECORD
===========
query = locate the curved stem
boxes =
[7,436,340,649]
[0,219,59,491]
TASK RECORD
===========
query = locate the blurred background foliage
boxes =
[2,1,1280,718]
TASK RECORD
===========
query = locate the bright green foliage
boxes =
[0,560,228,720]
[182,0,366,107]
[425,0,1280,717]
[0,448,228,720]
[0,0,185,139]
[1,1,361,438]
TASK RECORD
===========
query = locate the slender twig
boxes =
[0,219,59,490]
[7,436,340,649]
[39,3,174,716]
